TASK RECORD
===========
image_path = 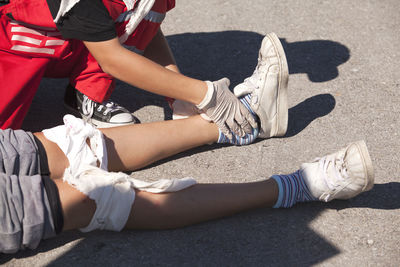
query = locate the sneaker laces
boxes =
[245,59,267,87]
[317,154,349,191]
[81,95,95,118]
[242,59,268,104]
[82,96,122,118]
[97,101,121,115]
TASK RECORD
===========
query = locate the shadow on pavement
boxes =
[281,38,350,83]
[285,93,336,138]
[167,31,350,84]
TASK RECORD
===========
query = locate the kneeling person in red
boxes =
[0,0,255,138]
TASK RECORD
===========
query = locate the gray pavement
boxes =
[2,0,399,266]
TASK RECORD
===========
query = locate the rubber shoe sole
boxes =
[253,33,289,138]
[267,32,289,138]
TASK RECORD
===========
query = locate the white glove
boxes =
[196,78,258,139]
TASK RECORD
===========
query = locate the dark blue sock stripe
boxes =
[240,95,256,116]
[286,175,293,207]
[281,175,288,207]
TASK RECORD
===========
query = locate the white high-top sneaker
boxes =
[234,32,289,138]
[300,140,374,202]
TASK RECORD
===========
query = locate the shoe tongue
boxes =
[326,161,338,183]
[324,156,345,186]
[245,71,260,89]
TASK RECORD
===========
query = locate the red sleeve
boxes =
[167,0,175,11]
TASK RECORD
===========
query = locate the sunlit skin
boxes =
[34,115,278,231]
[31,26,279,233]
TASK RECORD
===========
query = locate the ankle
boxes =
[271,170,318,208]
[216,94,260,146]
[191,115,219,144]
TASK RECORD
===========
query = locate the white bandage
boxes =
[42,115,108,176]
[62,165,196,232]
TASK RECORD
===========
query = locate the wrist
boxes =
[187,80,207,105]
[196,81,215,110]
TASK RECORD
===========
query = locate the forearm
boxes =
[84,38,205,104]
[84,37,256,138]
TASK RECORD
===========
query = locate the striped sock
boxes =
[271,170,318,208]
[217,94,259,145]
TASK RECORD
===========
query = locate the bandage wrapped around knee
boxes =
[63,165,196,232]
[43,115,197,232]
[42,115,108,175]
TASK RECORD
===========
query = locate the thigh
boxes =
[33,132,69,180]
[55,178,96,231]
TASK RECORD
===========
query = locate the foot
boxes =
[64,85,135,128]
[300,140,374,202]
[169,95,259,146]
[234,32,289,138]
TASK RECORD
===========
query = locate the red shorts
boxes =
[0,15,114,129]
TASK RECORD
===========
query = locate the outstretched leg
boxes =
[56,141,373,232]
[57,178,279,231]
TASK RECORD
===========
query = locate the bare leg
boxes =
[34,115,218,179]
[127,179,278,230]
[57,178,278,231]
[55,179,96,231]
[101,115,218,172]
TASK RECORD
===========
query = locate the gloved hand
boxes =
[196,78,258,139]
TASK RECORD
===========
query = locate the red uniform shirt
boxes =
[0,0,175,129]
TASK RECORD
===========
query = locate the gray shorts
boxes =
[0,129,56,254]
